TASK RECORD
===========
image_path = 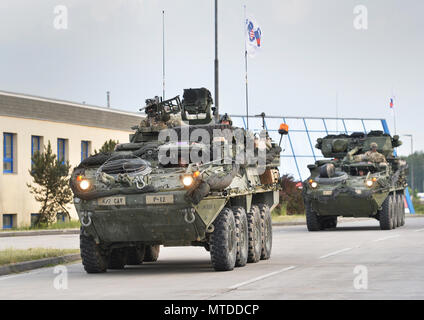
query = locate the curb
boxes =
[0,229,79,238]
[0,253,81,277]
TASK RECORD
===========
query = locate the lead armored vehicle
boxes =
[303,131,407,231]
[71,88,282,273]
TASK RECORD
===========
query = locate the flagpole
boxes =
[214,0,219,122]
[162,10,166,101]
[244,5,249,130]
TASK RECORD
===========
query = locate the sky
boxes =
[0,0,423,170]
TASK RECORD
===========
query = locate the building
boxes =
[0,90,143,229]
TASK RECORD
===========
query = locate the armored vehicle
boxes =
[71,88,282,273]
[303,131,407,231]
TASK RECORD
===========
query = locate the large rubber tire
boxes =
[246,205,262,263]
[108,248,127,270]
[144,245,160,262]
[305,202,323,231]
[210,208,237,271]
[396,194,402,228]
[126,245,146,265]
[391,195,397,230]
[232,206,248,268]
[258,204,272,260]
[379,194,393,230]
[400,193,405,226]
[80,233,108,274]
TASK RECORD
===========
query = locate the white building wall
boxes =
[0,115,134,227]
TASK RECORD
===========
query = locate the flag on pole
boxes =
[390,98,394,109]
[245,16,262,57]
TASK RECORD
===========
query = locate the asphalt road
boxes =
[0,217,423,300]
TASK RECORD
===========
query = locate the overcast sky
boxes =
[0,0,423,165]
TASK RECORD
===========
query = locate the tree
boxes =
[277,174,305,215]
[27,141,73,225]
[94,139,119,154]
[402,151,424,193]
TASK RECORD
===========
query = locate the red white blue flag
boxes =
[246,16,262,57]
[390,98,394,109]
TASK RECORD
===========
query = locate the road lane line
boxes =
[319,248,352,259]
[373,234,400,242]
[415,228,424,233]
[228,266,296,290]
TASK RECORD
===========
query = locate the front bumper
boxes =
[74,191,207,244]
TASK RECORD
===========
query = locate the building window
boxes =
[81,141,90,161]
[31,136,42,166]
[2,214,16,229]
[3,133,14,173]
[57,138,67,164]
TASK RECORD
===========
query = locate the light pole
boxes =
[403,134,414,192]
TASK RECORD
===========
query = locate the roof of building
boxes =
[0,90,144,131]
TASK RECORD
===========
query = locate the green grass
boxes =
[1,220,80,232]
[272,204,305,223]
[0,248,80,266]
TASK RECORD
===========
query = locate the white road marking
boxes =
[319,248,352,259]
[373,234,401,242]
[415,228,424,233]
[228,266,296,290]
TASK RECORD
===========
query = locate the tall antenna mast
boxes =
[162,10,166,101]
[214,0,219,121]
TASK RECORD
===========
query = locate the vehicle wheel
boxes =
[400,193,405,226]
[379,194,393,230]
[391,195,397,229]
[305,202,323,231]
[246,205,262,263]
[108,248,127,269]
[80,232,108,273]
[144,245,160,262]
[232,206,248,267]
[396,194,403,228]
[126,245,145,265]
[210,207,237,271]
[258,204,272,260]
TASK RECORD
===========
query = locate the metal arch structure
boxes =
[230,114,415,214]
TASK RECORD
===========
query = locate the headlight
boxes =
[182,175,194,187]
[79,179,91,191]
[309,179,318,189]
[76,175,91,191]
[366,177,377,188]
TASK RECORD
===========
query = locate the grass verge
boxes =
[272,204,305,223]
[0,248,80,266]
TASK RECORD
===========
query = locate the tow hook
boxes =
[184,208,196,224]
[81,211,93,227]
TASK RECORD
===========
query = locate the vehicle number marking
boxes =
[323,191,332,196]
[146,195,174,204]
[97,196,126,206]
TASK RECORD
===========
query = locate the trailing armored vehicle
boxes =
[303,131,407,231]
[70,88,283,273]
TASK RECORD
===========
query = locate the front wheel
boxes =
[80,232,108,274]
[210,208,237,271]
[379,194,393,230]
[305,202,323,231]
[247,205,262,263]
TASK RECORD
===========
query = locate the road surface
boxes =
[0,217,423,299]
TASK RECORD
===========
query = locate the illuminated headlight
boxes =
[79,179,91,191]
[366,180,374,188]
[182,175,194,187]
[308,179,318,189]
